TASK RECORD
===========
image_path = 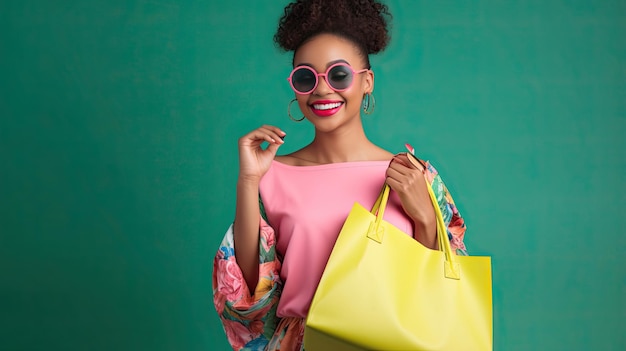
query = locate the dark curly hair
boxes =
[274,0,392,66]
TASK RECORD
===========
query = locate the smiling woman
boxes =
[211,0,468,349]
[290,35,373,124]
[1,0,623,349]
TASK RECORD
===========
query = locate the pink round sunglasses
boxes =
[287,62,369,94]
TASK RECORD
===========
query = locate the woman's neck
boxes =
[306,124,376,164]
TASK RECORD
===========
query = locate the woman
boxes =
[213,0,467,349]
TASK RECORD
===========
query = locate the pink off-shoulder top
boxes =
[259,159,414,318]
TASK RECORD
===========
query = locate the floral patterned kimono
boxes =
[213,148,467,350]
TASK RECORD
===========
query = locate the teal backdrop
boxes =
[1,0,624,350]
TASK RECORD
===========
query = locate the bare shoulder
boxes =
[373,146,395,161]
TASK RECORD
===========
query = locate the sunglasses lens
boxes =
[328,65,353,90]
[292,68,316,93]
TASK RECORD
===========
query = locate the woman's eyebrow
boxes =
[294,59,351,69]
[295,62,314,68]
[326,59,350,67]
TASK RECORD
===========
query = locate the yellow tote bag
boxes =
[304,181,492,351]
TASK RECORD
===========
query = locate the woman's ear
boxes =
[363,69,374,93]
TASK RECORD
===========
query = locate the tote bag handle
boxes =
[369,181,461,280]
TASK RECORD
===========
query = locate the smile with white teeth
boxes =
[312,102,343,110]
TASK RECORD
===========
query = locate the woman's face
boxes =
[292,33,374,133]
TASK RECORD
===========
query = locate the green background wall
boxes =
[1,0,624,350]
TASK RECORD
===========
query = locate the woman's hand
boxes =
[238,125,286,182]
[386,153,437,248]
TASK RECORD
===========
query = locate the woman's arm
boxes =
[233,125,285,292]
[233,178,263,292]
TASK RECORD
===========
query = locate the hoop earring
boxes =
[362,92,375,115]
[288,98,305,122]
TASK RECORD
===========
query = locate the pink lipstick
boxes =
[309,100,344,117]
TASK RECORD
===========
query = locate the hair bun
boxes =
[274,0,392,54]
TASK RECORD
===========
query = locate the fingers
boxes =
[387,157,416,176]
[258,125,286,144]
[392,153,425,173]
[385,165,405,182]
[265,139,282,155]
[386,157,426,191]
[390,154,411,168]
[240,125,286,147]
[404,153,426,172]
[385,175,404,192]
[386,168,422,192]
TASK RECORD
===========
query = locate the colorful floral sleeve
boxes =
[406,145,468,255]
[424,162,468,255]
[212,217,283,350]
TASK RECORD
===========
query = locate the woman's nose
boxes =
[313,75,333,95]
